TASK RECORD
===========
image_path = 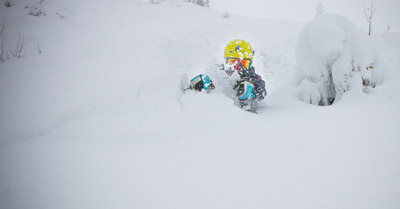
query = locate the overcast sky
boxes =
[210,0,400,33]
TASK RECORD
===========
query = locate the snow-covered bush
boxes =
[188,0,209,8]
[4,1,12,8]
[150,0,164,4]
[27,0,46,17]
[294,14,383,106]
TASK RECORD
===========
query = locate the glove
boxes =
[254,87,266,101]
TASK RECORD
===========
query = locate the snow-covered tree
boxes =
[315,1,324,18]
[294,14,383,106]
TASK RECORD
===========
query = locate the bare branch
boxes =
[385,24,390,36]
[12,31,25,58]
[0,18,8,62]
[0,18,7,37]
[363,0,376,36]
[32,38,42,54]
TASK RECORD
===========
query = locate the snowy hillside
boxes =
[1,0,400,209]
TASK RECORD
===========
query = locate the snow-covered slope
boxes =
[1,0,399,209]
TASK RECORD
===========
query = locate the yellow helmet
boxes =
[224,39,254,61]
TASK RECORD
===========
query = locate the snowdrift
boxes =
[295,14,384,105]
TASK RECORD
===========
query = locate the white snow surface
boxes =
[1,0,400,209]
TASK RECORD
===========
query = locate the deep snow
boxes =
[1,0,400,209]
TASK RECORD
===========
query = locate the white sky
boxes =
[210,0,400,33]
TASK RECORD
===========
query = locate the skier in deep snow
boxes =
[187,39,266,111]
[221,39,267,109]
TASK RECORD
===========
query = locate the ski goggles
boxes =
[227,58,251,69]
